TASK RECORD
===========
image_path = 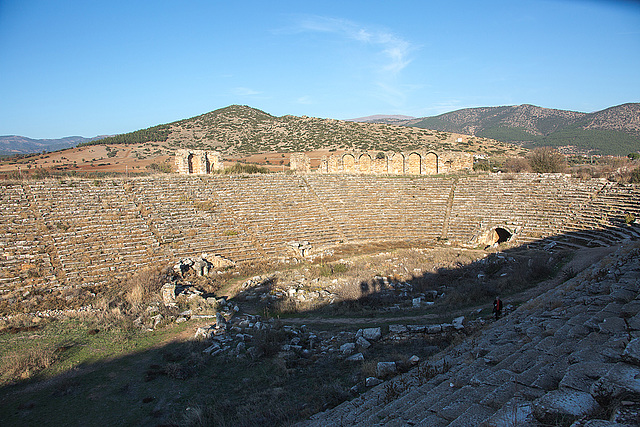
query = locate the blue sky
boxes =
[1,0,639,139]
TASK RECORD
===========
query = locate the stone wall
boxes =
[317,150,472,175]
[290,153,311,173]
[175,149,223,174]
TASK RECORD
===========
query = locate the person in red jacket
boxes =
[493,296,503,320]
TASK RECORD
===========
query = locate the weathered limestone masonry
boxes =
[290,153,311,173]
[0,175,638,294]
[175,149,223,174]
[317,150,473,175]
[298,242,640,426]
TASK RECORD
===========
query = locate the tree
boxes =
[527,147,567,173]
[503,157,531,173]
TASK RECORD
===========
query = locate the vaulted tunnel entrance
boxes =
[492,227,513,244]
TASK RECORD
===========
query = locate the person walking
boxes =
[493,296,503,320]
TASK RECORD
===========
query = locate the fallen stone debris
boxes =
[295,243,640,426]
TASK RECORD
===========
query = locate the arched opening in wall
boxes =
[343,154,356,173]
[359,154,372,173]
[328,156,340,173]
[424,152,438,175]
[406,152,421,175]
[390,153,404,174]
[187,154,194,174]
[490,227,513,245]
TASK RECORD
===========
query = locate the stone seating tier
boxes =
[298,243,640,426]
[0,175,638,289]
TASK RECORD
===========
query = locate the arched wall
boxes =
[424,152,438,175]
[343,154,356,173]
[406,153,421,175]
[390,153,404,174]
[319,150,472,175]
[359,154,372,173]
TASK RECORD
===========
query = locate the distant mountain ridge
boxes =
[78,104,520,157]
[368,103,640,155]
[4,103,638,157]
[0,135,105,155]
[347,114,416,123]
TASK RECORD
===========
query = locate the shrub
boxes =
[473,161,491,171]
[216,163,270,174]
[527,147,568,173]
[1,344,57,384]
[502,157,531,173]
[124,266,167,309]
[146,162,172,173]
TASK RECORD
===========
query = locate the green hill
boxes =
[79,105,524,157]
[394,103,640,156]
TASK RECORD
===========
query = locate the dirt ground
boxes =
[0,142,341,175]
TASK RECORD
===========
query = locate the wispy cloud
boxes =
[296,96,313,105]
[231,87,261,96]
[290,15,414,76]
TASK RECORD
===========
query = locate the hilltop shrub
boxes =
[528,147,568,173]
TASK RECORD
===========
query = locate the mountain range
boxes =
[0,135,105,156]
[76,104,518,157]
[357,103,640,156]
[2,103,639,157]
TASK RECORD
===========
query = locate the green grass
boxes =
[0,316,410,426]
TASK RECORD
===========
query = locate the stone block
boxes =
[622,338,640,365]
[161,283,176,306]
[591,362,640,405]
[361,327,382,341]
[346,352,364,362]
[453,316,465,330]
[340,342,356,355]
[388,324,407,333]
[356,336,371,349]
[365,376,383,387]
[532,390,601,425]
[376,361,397,378]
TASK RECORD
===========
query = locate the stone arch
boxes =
[406,152,422,175]
[359,153,372,173]
[389,153,404,174]
[343,154,356,173]
[372,152,388,174]
[482,226,514,246]
[187,154,194,174]
[424,152,438,175]
[328,156,340,173]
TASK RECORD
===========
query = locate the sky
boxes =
[1,0,639,139]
